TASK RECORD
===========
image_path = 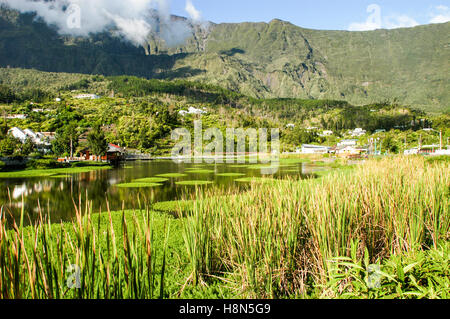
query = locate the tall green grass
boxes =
[0,199,170,299]
[179,157,449,298]
[0,156,448,299]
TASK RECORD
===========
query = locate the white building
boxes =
[286,124,296,129]
[338,139,358,147]
[404,148,419,155]
[6,114,27,120]
[349,128,367,137]
[301,144,330,154]
[74,94,100,100]
[434,149,450,156]
[8,127,28,142]
[8,127,54,152]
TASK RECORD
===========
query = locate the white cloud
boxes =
[349,4,420,31]
[385,15,419,29]
[185,0,202,23]
[429,5,450,24]
[0,0,199,46]
[348,4,382,31]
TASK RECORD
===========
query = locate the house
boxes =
[338,139,358,147]
[404,148,419,155]
[79,144,124,162]
[336,146,365,158]
[286,123,296,129]
[434,148,450,156]
[320,130,333,137]
[418,145,441,155]
[74,94,100,100]
[301,144,330,154]
[6,114,27,120]
[8,127,28,142]
[349,128,367,137]
[8,127,54,153]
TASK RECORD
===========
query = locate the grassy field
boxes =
[0,156,448,299]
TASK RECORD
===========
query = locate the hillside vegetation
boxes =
[0,7,448,113]
[1,70,448,157]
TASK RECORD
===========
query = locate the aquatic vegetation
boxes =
[215,173,246,177]
[175,180,214,186]
[156,173,188,178]
[185,169,215,174]
[115,182,163,188]
[0,166,111,178]
[133,177,169,183]
[1,157,448,299]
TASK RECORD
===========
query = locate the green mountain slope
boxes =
[0,7,448,113]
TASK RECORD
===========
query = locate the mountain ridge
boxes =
[0,7,448,113]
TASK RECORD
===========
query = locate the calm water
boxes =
[0,160,325,224]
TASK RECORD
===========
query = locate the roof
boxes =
[302,144,330,149]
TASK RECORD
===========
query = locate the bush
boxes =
[27,158,62,169]
[29,152,43,159]
[0,160,5,171]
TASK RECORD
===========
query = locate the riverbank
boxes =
[1,156,448,299]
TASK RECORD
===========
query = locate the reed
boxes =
[179,156,449,298]
[0,198,170,299]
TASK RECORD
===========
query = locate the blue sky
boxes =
[174,0,450,30]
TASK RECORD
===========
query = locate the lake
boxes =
[0,159,326,224]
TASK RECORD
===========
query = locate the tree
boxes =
[0,135,20,156]
[87,125,108,161]
[20,139,36,156]
[52,122,80,157]
[382,135,399,154]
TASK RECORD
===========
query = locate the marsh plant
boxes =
[179,157,449,298]
[0,156,448,299]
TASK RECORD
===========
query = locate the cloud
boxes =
[429,5,450,24]
[349,4,419,31]
[348,4,382,31]
[185,0,202,23]
[0,0,203,47]
[385,15,419,29]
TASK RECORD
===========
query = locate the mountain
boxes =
[0,7,449,113]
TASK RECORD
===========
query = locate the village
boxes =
[3,123,449,166]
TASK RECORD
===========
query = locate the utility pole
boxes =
[419,134,422,152]
[70,137,73,159]
[440,130,443,150]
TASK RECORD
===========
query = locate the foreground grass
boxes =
[0,206,231,299]
[0,156,448,299]
[178,156,449,298]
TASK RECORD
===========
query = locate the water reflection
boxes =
[0,160,322,224]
